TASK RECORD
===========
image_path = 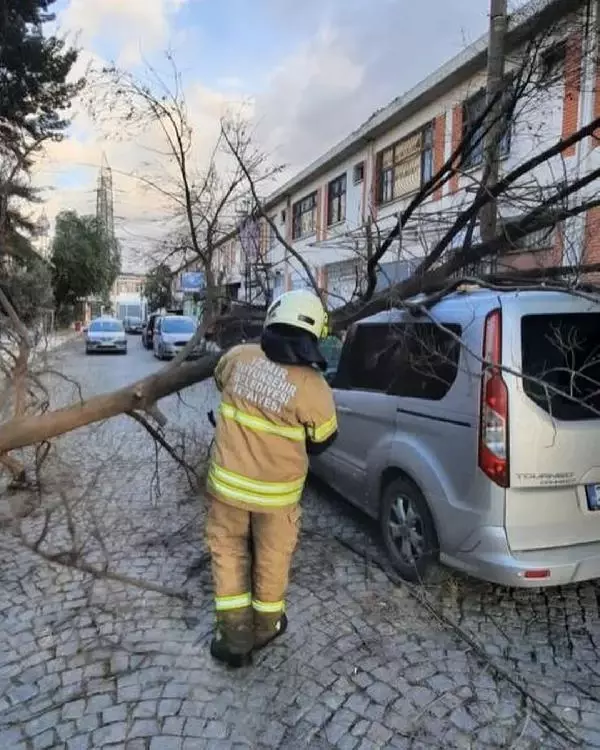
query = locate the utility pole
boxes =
[480,0,508,245]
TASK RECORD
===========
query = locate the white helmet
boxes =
[265,290,328,339]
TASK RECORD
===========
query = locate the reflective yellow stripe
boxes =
[208,470,303,509]
[308,414,338,443]
[252,599,285,614]
[215,592,252,611]
[211,463,305,496]
[220,402,305,441]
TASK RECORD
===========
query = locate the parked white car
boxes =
[85,317,127,355]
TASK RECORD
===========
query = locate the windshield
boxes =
[162,317,195,334]
[89,320,123,333]
[128,318,141,324]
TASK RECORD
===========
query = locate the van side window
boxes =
[340,322,462,400]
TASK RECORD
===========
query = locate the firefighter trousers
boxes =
[205,496,301,653]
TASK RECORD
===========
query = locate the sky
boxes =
[33,0,522,270]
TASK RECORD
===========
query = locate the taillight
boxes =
[478,309,509,487]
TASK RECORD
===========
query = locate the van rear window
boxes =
[521,312,600,421]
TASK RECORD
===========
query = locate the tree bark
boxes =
[480,0,508,244]
[0,353,221,454]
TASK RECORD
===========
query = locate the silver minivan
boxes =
[311,287,600,587]
[153,315,200,360]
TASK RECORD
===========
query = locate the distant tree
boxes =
[143,264,173,312]
[51,211,120,312]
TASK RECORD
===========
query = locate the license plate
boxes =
[586,484,600,510]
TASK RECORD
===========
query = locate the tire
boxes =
[379,476,438,583]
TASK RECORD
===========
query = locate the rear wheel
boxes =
[380,476,438,583]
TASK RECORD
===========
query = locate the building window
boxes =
[326,259,365,309]
[508,225,556,253]
[539,41,566,85]
[327,174,347,226]
[421,123,434,184]
[292,192,318,239]
[268,218,277,249]
[376,123,434,204]
[353,162,365,184]
[462,88,511,170]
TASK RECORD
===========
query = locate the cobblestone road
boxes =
[0,337,599,749]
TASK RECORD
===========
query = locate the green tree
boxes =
[143,264,173,312]
[0,257,54,326]
[0,0,82,261]
[51,211,120,313]
[0,0,81,145]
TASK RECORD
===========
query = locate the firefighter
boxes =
[206,290,338,667]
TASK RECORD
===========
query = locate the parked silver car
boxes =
[153,315,201,360]
[85,317,127,354]
[311,288,600,587]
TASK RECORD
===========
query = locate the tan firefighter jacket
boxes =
[207,343,337,513]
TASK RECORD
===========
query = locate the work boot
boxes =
[210,611,253,668]
[253,611,288,651]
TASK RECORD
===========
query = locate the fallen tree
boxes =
[2,4,600,470]
[1,112,600,459]
[0,354,221,454]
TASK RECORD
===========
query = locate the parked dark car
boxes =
[123,317,143,334]
[141,312,161,349]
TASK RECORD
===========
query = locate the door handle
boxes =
[337,406,352,414]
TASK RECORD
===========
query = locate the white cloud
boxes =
[255,24,364,171]
[254,0,493,172]
[35,0,533,269]
[30,75,256,270]
[62,0,189,65]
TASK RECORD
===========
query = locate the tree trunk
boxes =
[0,353,221,455]
[202,265,219,324]
[480,0,508,245]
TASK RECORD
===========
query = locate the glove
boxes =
[208,410,216,428]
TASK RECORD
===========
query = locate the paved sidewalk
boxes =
[0,347,598,749]
[34,329,81,354]
[0,473,593,750]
